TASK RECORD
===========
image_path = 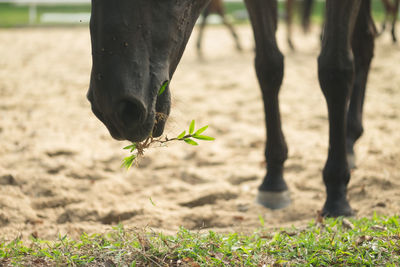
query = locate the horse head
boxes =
[87,0,209,142]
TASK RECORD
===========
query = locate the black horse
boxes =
[87,0,375,217]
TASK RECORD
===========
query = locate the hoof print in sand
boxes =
[57,208,100,224]
[57,208,142,224]
[31,197,82,209]
[67,170,108,181]
[0,212,9,226]
[46,165,66,175]
[46,150,77,157]
[180,192,238,208]
[285,163,305,173]
[0,174,18,186]
[228,175,258,185]
[180,171,207,184]
[100,210,143,225]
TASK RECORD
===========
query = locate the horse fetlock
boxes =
[347,117,364,142]
[259,167,288,192]
[346,152,356,170]
[323,163,350,188]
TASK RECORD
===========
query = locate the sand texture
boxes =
[0,25,399,240]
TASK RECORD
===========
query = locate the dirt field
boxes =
[0,25,399,240]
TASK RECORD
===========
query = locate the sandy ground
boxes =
[0,24,399,241]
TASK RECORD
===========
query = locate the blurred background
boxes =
[0,0,394,28]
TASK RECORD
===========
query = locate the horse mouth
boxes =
[87,82,170,142]
[92,106,169,143]
[152,112,168,138]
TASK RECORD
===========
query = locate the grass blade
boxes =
[158,80,169,96]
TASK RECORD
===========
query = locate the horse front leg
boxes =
[196,10,210,58]
[286,0,295,50]
[346,0,375,169]
[318,0,362,217]
[245,0,290,209]
[221,15,243,51]
[390,0,399,42]
[379,8,388,35]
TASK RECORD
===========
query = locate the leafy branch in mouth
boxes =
[121,81,215,170]
[121,120,215,170]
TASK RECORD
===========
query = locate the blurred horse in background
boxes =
[285,0,314,50]
[196,0,243,57]
[379,0,399,42]
[197,0,315,53]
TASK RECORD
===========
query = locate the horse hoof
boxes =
[322,206,354,217]
[256,190,291,210]
[347,153,356,170]
[322,199,354,217]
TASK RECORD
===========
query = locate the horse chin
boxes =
[124,112,168,142]
[89,103,126,141]
[125,125,153,143]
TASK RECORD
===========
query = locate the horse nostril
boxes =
[117,99,146,128]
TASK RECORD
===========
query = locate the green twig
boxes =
[122,120,214,170]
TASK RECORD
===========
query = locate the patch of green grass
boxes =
[0,3,90,27]
[1,215,399,266]
[0,4,29,27]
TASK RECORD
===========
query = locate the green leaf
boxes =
[122,155,136,170]
[192,135,215,141]
[184,138,198,146]
[158,80,169,96]
[123,144,136,150]
[194,125,208,135]
[177,131,186,140]
[189,120,195,135]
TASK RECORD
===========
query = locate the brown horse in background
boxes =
[197,0,315,53]
[196,0,243,57]
[287,0,398,45]
[379,0,399,42]
[285,0,314,50]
